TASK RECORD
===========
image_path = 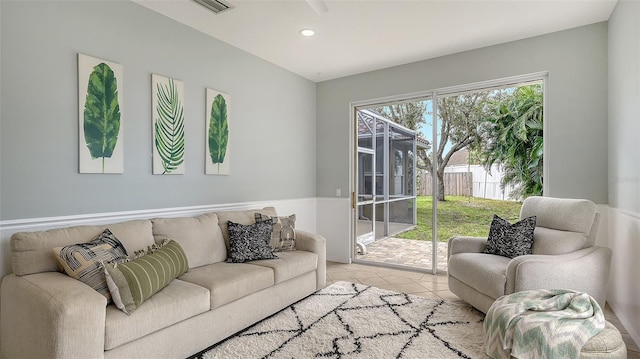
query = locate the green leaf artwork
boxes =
[154,77,185,174]
[83,62,121,173]
[208,94,229,174]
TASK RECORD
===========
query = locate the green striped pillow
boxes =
[104,239,188,315]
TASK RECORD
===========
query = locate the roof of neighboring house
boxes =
[447,148,470,166]
[416,137,430,149]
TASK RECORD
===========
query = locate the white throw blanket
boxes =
[484,289,605,359]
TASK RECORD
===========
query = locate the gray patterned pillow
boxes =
[484,215,536,258]
[53,229,128,301]
[226,220,278,263]
[255,213,296,252]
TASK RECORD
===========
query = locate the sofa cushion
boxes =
[255,213,297,252]
[11,220,154,276]
[484,215,536,258]
[53,229,128,301]
[227,220,277,263]
[104,240,189,315]
[152,213,226,268]
[532,227,587,255]
[179,262,274,309]
[104,279,209,350]
[448,252,511,300]
[520,196,596,234]
[216,207,278,250]
[250,250,317,284]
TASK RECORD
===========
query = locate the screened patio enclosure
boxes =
[355,109,426,254]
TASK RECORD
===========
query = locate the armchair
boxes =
[447,196,611,314]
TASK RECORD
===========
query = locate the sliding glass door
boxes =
[352,74,546,274]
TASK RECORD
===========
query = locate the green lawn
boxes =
[397,196,522,242]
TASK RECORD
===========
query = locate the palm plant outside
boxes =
[481,85,544,199]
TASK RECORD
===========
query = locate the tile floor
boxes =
[326,261,639,358]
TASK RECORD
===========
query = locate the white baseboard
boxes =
[0,198,317,279]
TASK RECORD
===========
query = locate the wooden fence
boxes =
[419,172,471,196]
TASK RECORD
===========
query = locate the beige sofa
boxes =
[0,207,326,359]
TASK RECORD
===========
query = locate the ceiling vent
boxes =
[193,0,234,14]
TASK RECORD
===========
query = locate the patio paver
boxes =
[355,237,449,272]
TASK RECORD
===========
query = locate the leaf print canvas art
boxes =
[152,74,185,174]
[78,53,124,174]
[205,88,230,175]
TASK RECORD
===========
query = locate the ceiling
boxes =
[134,0,618,82]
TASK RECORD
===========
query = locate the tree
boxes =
[376,94,495,201]
[375,101,427,130]
[431,93,498,201]
[481,85,543,200]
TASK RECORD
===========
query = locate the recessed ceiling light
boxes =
[300,29,315,37]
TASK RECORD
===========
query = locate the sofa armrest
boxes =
[505,246,612,308]
[448,236,488,258]
[1,272,107,359]
[295,230,326,290]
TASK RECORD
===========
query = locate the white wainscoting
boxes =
[595,204,610,247]
[607,206,640,348]
[0,198,318,280]
[316,197,352,263]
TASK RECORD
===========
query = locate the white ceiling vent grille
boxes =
[193,0,234,14]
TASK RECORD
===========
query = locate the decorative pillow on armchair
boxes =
[255,213,296,252]
[227,219,278,263]
[484,215,536,258]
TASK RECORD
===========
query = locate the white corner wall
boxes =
[607,0,640,347]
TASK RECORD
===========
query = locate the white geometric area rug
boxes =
[196,281,488,359]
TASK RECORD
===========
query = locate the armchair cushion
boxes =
[484,215,536,258]
[531,227,587,255]
[520,196,595,234]
[448,252,511,299]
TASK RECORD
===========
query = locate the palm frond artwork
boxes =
[78,54,124,174]
[152,75,185,174]
[205,89,230,175]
